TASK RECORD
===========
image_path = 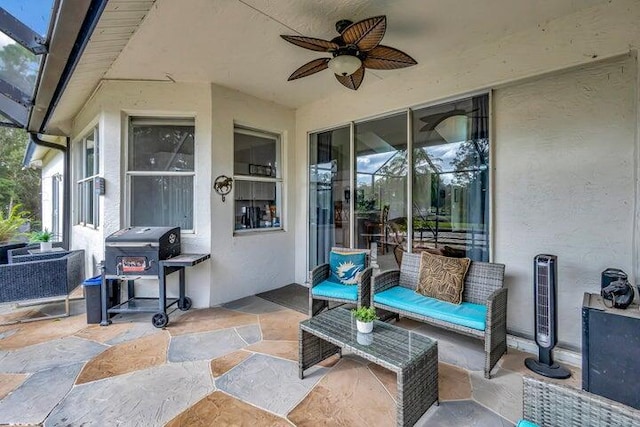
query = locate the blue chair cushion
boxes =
[312,280,358,301]
[516,420,539,427]
[373,286,487,331]
[328,251,366,285]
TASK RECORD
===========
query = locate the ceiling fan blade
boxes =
[287,58,330,80]
[335,66,365,90]
[363,45,417,70]
[341,16,386,52]
[280,35,339,52]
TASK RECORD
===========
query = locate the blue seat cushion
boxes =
[328,251,366,285]
[312,280,358,301]
[374,286,487,331]
[516,420,539,427]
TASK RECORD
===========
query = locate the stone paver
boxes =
[222,295,285,314]
[74,322,135,344]
[416,400,514,426]
[247,340,298,361]
[236,324,261,344]
[217,353,325,416]
[289,358,395,426]
[259,310,307,341]
[76,331,169,384]
[0,363,83,425]
[166,391,291,427]
[470,369,523,424]
[0,336,107,373]
[44,360,214,427]
[413,323,486,371]
[167,307,258,336]
[439,362,472,400]
[0,373,28,399]
[105,320,158,345]
[168,328,247,362]
[210,350,251,377]
[500,348,581,389]
[0,315,87,350]
[0,299,556,425]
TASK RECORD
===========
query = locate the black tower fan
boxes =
[525,254,571,379]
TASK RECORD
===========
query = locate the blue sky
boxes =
[0,0,54,35]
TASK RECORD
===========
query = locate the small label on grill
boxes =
[121,257,147,272]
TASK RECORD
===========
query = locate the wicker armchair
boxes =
[309,247,372,317]
[372,252,506,378]
[0,250,85,324]
[520,376,640,426]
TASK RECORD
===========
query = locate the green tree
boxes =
[0,127,40,222]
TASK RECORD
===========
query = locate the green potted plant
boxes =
[0,205,29,244]
[30,228,54,252]
[352,306,378,334]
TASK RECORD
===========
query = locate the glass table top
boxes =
[300,307,436,369]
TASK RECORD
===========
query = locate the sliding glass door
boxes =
[308,126,350,269]
[308,93,490,272]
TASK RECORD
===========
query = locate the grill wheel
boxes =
[178,297,192,311]
[152,312,169,328]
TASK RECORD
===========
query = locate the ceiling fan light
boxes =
[328,55,362,76]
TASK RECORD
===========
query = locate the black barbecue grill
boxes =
[100,227,210,328]
[105,226,181,277]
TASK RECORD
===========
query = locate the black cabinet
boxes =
[582,293,640,409]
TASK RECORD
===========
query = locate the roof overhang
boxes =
[28,0,95,135]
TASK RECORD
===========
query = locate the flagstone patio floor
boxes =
[0,294,581,426]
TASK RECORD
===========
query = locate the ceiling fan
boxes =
[281,16,417,90]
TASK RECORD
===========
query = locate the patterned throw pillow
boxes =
[416,251,471,304]
[328,251,366,285]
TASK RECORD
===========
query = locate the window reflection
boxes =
[412,94,489,261]
[355,113,407,269]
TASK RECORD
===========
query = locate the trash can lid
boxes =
[83,276,102,286]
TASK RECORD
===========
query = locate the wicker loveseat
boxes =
[518,376,640,426]
[372,252,506,378]
[0,250,85,322]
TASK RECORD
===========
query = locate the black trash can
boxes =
[83,276,102,324]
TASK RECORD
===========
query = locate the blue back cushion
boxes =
[328,251,366,285]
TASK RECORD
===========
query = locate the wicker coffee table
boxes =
[299,308,438,427]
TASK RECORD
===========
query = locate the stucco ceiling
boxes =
[49,0,610,131]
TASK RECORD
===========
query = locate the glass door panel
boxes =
[309,126,350,269]
[355,113,407,268]
[411,94,489,261]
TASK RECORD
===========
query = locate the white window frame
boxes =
[125,117,196,233]
[233,126,283,234]
[75,127,99,227]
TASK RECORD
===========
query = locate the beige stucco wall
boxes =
[494,56,636,349]
[72,81,213,305]
[293,0,640,349]
[209,85,296,305]
[70,81,295,307]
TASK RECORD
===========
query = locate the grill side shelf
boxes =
[160,253,211,267]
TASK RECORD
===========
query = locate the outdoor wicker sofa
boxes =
[372,252,506,378]
[309,247,372,316]
[0,249,85,323]
[518,376,640,427]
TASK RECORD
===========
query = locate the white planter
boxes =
[356,319,373,334]
[39,242,53,252]
[357,332,374,345]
